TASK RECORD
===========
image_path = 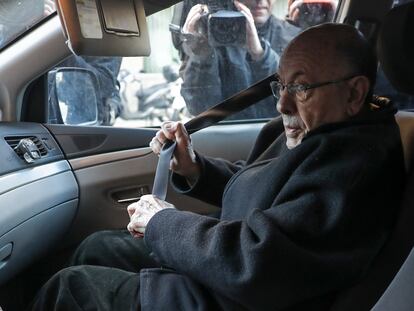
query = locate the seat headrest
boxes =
[396,111,414,173]
[377,2,414,95]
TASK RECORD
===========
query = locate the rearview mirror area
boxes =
[48,67,99,126]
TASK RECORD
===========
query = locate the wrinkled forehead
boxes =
[278,33,346,81]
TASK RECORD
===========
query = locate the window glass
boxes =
[374,0,414,111]
[47,0,340,128]
[0,0,56,50]
[392,0,413,6]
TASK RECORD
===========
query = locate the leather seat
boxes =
[397,111,414,174]
[330,2,414,310]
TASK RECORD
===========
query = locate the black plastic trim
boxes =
[0,122,64,176]
[44,124,158,159]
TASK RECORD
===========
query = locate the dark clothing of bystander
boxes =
[48,56,122,125]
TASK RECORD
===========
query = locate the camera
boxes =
[199,0,247,47]
[289,0,337,28]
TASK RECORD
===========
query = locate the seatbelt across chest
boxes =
[152,74,276,200]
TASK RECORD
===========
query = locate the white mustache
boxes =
[282,114,301,128]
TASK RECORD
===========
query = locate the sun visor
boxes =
[56,0,150,56]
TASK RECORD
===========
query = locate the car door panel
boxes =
[46,122,265,245]
[191,122,265,162]
[44,124,158,158]
[0,122,78,285]
[0,179,77,286]
[0,200,77,284]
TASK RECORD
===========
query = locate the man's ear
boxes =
[346,76,370,116]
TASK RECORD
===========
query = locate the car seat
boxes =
[330,2,414,310]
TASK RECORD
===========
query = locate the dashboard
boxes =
[0,122,78,284]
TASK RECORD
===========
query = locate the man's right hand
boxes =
[150,121,201,182]
[182,4,208,35]
[181,4,212,58]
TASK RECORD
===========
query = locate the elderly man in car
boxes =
[30,23,405,311]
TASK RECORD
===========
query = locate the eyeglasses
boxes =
[270,74,360,102]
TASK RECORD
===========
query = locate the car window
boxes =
[392,0,413,6]
[46,0,340,128]
[374,0,414,111]
[0,0,56,50]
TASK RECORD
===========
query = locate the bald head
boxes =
[282,23,377,103]
[276,23,377,149]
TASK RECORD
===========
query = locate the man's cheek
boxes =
[299,104,321,132]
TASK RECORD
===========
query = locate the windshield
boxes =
[0,0,56,50]
[46,0,340,127]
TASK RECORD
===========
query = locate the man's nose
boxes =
[276,91,297,115]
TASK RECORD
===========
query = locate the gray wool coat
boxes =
[141,105,405,310]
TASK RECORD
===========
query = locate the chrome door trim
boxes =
[69,147,154,170]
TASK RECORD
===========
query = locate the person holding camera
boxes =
[179,0,300,119]
[286,0,338,29]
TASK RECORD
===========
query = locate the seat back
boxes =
[371,247,414,310]
[331,2,414,310]
[397,111,414,174]
[330,111,414,310]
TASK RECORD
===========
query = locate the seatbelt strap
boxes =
[152,73,275,200]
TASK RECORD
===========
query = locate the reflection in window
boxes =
[176,0,338,120]
[375,0,414,111]
[393,0,414,7]
[48,56,122,126]
[46,1,340,128]
[0,0,56,50]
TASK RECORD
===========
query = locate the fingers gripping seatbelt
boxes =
[152,74,276,200]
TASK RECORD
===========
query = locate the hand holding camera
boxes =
[182,1,264,61]
[182,4,209,36]
[181,4,212,58]
[233,0,264,60]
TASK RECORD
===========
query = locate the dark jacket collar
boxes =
[303,97,397,141]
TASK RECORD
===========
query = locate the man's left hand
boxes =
[127,194,175,238]
[234,0,264,61]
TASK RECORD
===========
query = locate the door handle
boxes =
[117,197,141,204]
[111,185,150,205]
[0,243,13,269]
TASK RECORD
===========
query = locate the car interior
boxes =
[0,0,413,310]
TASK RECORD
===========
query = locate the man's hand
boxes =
[182,4,208,35]
[44,0,56,16]
[181,4,212,57]
[234,0,264,61]
[127,195,175,238]
[150,121,201,182]
[287,0,301,24]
